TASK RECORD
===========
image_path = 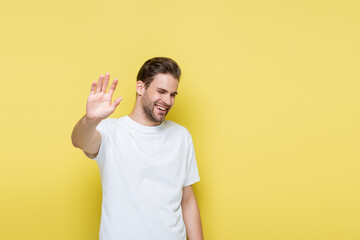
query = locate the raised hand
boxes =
[86,73,123,120]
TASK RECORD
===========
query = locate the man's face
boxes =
[141,73,179,124]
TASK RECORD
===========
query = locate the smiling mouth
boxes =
[155,103,169,112]
[156,106,166,111]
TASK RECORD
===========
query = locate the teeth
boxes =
[157,106,166,111]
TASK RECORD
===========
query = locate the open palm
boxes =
[86,73,122,120]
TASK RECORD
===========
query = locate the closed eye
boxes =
[156,88,178,96]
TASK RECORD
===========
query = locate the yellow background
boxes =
[1,0,359,239]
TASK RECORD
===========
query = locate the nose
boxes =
[162,94,172,107]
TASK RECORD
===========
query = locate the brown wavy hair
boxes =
[137,57,181,88]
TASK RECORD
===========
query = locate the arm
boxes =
[71,73,122,154]
[181,185,204,240]
[71,114,102,154]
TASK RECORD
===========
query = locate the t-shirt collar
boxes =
[124,115,165,133]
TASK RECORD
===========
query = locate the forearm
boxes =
[71,114,101,150]
[181,196,204,240]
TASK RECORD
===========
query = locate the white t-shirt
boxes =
[84,116,200,240]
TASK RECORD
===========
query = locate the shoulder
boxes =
[97,116,126,131]
[164,120,188,131]
[101,116,126,125]
[164,120,192,139]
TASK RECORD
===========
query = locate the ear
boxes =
[136,81,145,96]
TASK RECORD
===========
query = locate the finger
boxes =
[107,78,118,97]
[102,72,110,94]
[96,75,104,93]
[90,81,96,94]
[111,96,123,109]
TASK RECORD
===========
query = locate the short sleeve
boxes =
[183,133,200,187]
[83,118,110,163]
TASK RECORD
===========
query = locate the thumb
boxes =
[112,96,123,109]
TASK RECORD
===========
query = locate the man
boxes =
[71,57,204,240]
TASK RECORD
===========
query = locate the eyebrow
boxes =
[157,88,178,95]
